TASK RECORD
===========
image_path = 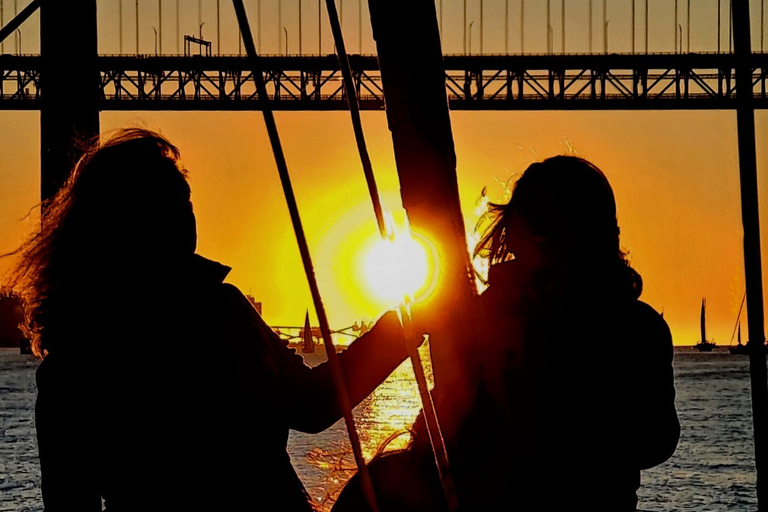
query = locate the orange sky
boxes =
[1,108,766,346]
[1,1,768,346]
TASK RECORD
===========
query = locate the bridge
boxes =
[2,51,768,110]
[2,0,768,508]
[3,0,768,112]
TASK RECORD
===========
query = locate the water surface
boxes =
[0,347,759,511]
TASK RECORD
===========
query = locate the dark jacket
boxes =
[455,259,680,511]
[35,254,407,511]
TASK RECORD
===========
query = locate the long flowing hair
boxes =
[3,128,195,357]
[474,155,642,300]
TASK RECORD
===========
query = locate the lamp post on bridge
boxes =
[632,0,635,53]
[589,0,594,54]
[278,0,282,55]
[521,0,525,53]
[463,0,467,54]
[480,0,483,55]
[216,0,219,55]
[603,0,607,54]
[561,0,565,54]
[298,0,302,55]
[468,20,474,56]
[546,0,550,54]
[358,0,362,54]
[687,0,690,53]
[674,0,678,53]
[504,0,508,53]
[158,0,162,55]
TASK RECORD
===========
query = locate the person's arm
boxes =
[217,284,408,433]
[281,310,409,433]
[629,301,681,469]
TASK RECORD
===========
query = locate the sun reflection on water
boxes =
[291,341,434,509]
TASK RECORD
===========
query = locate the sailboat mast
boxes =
[701,298,707,343]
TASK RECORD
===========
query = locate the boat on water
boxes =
[728,323,768,356]
[694,298,717,352]
[729,323,750,355]
[0,290,31,355]
[300,310,316,353]
[725,292,768,355]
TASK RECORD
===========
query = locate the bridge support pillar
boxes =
[732,0,768,509]
[39,0,100,203]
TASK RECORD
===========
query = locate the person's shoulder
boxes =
[189,254,232,283]
[215,283,258,312]
[479,260,525,307]
[218,282,245,298]
[625,299,674,348]
[628,300,665,322]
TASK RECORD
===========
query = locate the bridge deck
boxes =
[2,53,767,110]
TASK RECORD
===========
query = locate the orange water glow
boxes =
[357,340,434,458]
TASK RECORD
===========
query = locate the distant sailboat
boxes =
[301,310,316,353]
[728,292,767,355]
[729,293,749,355]
[729,323,750,355]
[694,298,717,352]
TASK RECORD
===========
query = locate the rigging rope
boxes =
[323,0,386,238]
[322,1,460,509]
[729,292,747,345]
[230,3,379,512]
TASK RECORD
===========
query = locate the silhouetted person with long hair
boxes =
[332,155,679,512]
[461,155,680,510]
[5,128,408,511]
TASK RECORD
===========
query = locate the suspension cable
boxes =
[230,3,379,512]
[729,292,747,346]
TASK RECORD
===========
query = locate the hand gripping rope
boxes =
[232,1,458,511]
[321,1,459,510]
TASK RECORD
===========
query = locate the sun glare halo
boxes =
[363,233,434,305]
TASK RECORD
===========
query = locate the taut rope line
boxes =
[323,0,385,237]
[322,1,460,509]
[729,292,747,346]
[231,3,379,512]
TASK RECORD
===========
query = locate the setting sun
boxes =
[362,229,434,305]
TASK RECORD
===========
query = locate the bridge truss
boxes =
[2,52,768,111]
